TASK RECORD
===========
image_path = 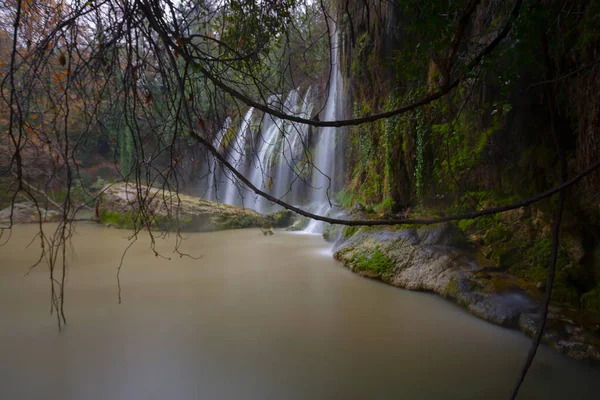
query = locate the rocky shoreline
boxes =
[325,222,600,362]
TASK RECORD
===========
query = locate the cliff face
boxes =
[334,1,600,313]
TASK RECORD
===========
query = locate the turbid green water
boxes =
[0,223,598,399]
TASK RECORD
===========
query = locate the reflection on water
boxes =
[0,223,598,400]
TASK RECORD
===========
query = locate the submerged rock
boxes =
[97,183,270,232]
[333,223,600,362]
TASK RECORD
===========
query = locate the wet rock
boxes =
[268,209,296,228]
[417,223,467,247]
[287,216,310,231]
[322,223,343,242]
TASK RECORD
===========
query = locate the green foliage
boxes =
[343,225,360,239]
[581,286,600,313]
[78,170,92,188]
[506,237,578,306]
[335,189,355,208]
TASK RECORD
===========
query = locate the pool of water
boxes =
[0,223,598,399]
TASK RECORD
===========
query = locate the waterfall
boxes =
[247,90,300,213]
[272,87,315,206]
[205,117,232,201]
[201,30,344,233]
[304,31,343,233]
[222,107,254,205]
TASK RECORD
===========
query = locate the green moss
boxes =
[444,278,460,298]
[350,247,394,277]
[506,236,579,306]
[484,226,511,245]
[214,212,263,230]
[343,225,360,239]
[581,286,600,313]
[98,209,139,229]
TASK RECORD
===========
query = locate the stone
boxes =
[97,183,270,232]
[417,222,467,247]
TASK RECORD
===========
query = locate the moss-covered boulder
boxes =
[97,183,270,232]
[268,209,297,228]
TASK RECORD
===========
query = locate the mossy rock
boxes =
[417,222,467,246]
[323,224,343,242]
[349,247,394,278]
[268,209,296,228]
[287,216,310,231]
[97,183,270,232]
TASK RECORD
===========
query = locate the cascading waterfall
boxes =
[304,31,343,233]
[272,87,314,206]
[222,107,254,205]
[205,117,232,201]
[247,90,300,213]
[203,31,343,233]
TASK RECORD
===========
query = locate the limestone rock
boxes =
[97,183,270,231]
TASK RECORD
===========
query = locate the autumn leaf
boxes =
[145,94,153,104]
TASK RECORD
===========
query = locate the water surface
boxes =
[0,223,598,399]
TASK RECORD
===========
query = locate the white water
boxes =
[205,117,232,202]
[272,87,314,206]
[222,108,254,205]
[202,31,343,232]
[303,31,343,233]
